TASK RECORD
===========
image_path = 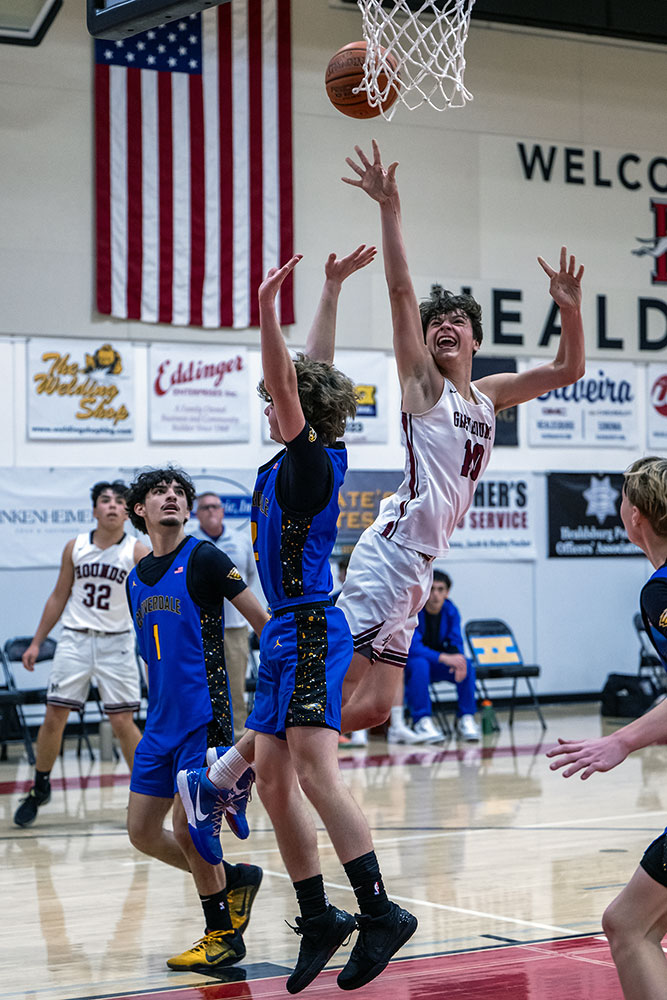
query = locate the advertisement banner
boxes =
[450,474,536,560]
[547,472,641,558]
[337,350,389,445]
[526,361,639,447]
[149,344,250,442]
[27,338,134,440]
[334,470,402,556]
[472,357,518,447]
[0,467,257,569]
[647,364,667,450]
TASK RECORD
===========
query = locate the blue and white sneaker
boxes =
[206,746,255,841]
[177,767,226,866]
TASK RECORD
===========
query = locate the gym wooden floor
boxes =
[1,705,662,1000]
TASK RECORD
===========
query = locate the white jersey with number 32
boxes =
[371,379,496,557]
[61,532,136,633]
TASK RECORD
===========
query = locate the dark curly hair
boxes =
[419,284,483,346]
[258,353,357,445]
[91,480,127,506]
[125,466,196,534]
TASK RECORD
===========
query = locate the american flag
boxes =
[94,1,293,329]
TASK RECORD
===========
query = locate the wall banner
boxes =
[337,350,389,445]
[472,356,518,447]
[334,469,402,556]
[27,338,134,440]
[647,363,667,450]
[450,474,536,560]
[547,472,641,558]
[526,361,639,447]
[149,344,250,442]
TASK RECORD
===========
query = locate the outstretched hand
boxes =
[342,140,398,204]
[538,246,584,311]
[546,734,629,779]
[259,254,303,304]
[325,244,377,284]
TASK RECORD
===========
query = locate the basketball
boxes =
[325,40,399,119]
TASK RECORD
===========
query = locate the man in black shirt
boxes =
[124,467,269,972]
[548,456,667,1000]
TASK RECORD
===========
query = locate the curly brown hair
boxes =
[623,457,667,537]
[258,353,357,445]
[420,284,483,346]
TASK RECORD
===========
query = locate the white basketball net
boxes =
[355,0,476,120]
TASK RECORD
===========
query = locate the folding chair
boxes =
[633,613,667,695]
[0,637,57,764]
[464,619,546,730]
[3,636,97,761]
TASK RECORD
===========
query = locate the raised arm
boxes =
[475,247,585,413]
[304,245,377,363]
[343,141,439,404]
[259,255,306,443]
[22,539,75,670]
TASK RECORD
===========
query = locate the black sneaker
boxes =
[286,904,356,994]
[337,902,418,991]
[14,783,51,828]
[227,864,263,935]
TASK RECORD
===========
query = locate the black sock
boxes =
[222,861,241,890]
[343,851,391,918]
[293,874,328,921]
[35,770,51,794]
[200,889,233,932]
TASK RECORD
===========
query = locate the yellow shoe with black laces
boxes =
[166,928,246,970]
[227,864,263,934]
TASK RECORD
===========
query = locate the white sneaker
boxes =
[387,722,425,745]
[412,716,445,744]
[345,730,368,748]
[456,714,480,742]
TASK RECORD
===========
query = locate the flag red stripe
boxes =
[247,0,264,327]
[95,63,112,316]
[189,73,205,326]
[126,67,143,320]
[218,3,234,328]
[277,0,294,324]
[157,72,174,325]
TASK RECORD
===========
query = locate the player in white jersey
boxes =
[14,481,149,827]
[325,140,586,737]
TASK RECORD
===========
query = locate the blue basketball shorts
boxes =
[129,724,208,799]
[246,604,353,738]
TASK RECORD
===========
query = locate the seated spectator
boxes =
[404,572,480,742]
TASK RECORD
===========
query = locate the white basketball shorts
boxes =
[336,527,434,667]
[46,628,140,713]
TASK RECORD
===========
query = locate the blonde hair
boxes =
[623,457,667,537]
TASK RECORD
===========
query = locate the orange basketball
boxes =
[325,40,399,120]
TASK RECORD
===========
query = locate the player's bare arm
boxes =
[230,589,270,639]
[22,538,76,670]
[343,140,441,412]
[304,244,377,363]
[258,254,306,443]
[547,697,667,779]
[475,247,585,413]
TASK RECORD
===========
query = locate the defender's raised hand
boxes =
[538,246,584,312]
[342,140,399,204]
[258,254,303,304]
[324,244,377,284]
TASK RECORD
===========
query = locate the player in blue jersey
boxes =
[548,457,667,1000]
[124,466,269,972]
[180,254,417,994]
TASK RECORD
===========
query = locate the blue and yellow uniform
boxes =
[247,423,352,736]
[127,535,245,797]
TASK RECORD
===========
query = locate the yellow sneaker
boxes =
[166,928,246,970]
[227,864,263,934]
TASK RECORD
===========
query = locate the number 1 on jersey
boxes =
[460,439,485,481]
[153,623,161,660]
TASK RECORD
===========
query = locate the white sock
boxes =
[390,705,405,728]
[208,746,250,789]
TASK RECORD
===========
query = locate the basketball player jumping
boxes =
[332,140,586,733]
[14,481,149,828]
